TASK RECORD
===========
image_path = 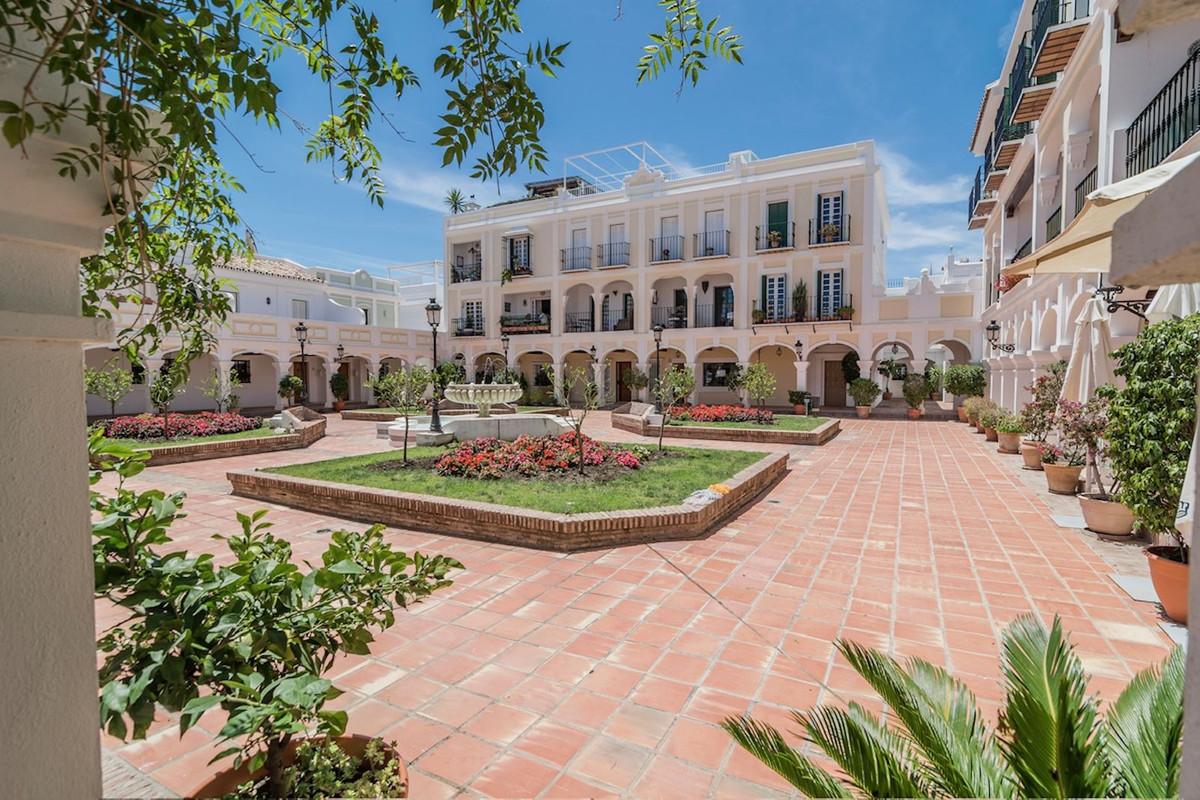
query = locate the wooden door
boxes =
[823,360,846,407]
[616,361,632,402]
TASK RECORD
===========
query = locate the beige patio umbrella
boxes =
[1145,283,1200,325]
[1059,295,1118,492]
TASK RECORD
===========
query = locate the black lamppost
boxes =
[336,343,345,362]
[985,320,1015,353]
[294,321,309,403]
[426,298,443,433]
[652,324,664,412]
[500,332,511,371]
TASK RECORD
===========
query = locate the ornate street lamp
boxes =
[1095,284,1152,320]
[294,321,309,402]
[425,298,444,433]
[985,320,1015,353]
[652,324,664,412]
[500,331,511,369]
[336,343,345,362]
[588,345,597,363]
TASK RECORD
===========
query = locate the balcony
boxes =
[651,306,688,329]
[967,166,994,228]
[560,246,591,272]
[504,257,532,278]
[1073,166,1097,218]
[596,241,630,268]
[649,235,684,263]
[693,303,734,328]
[751,294,854,325]
[989,90,1032,176]
[451,259,482,283]
[1046,206,1063,242]
[1010,33,1057,124]
[693,230,730,258]
[1010,237,1033,264]
[564,312,594,333]
[809,215,851,246]
[453,316,486,337]
[600,309,634,332]
[1125,47,1200,177]
[755,223,795,251]
[499,313,549,335]
[1030,0,1090,78]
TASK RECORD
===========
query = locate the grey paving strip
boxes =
[1111,574,1159,603]
[1159,621,1188,648]
[1051,513,1086,529]
[102,751,178,799]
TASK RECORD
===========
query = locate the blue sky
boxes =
[219,1,1021,281]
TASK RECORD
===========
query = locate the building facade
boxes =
[968,0,1200,410]
[84,256,442,417]
[443,142,985,409]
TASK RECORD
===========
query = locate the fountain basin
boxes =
[387,412,571,446]
[443,383,521,418]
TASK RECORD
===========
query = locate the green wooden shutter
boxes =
[760,275,767,314]
[767,201,787,237]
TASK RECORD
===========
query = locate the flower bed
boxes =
[101,411,263,440]
[434,433,642,478]
[672,404,775,425]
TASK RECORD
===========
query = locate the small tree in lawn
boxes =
[743,362,776,410]
[365,366,430,464]
[148,365,185,437]
[550,365,600,475]
[85,363,133,418]
[625,365,649,403]
[653,365,696,452]
[200,365,242,412]
[724,363,746,405]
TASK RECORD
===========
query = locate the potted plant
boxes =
[961,396,984,428]
[329,371,350,412]
[1040,440,1086,495]
[788,390,812,415]
[835,305,854,320]
[90,433,461,797]
[849,378,880,418]
[993,411,1024,454]
[767,229,782,249]
[978,405,1001,441]
[752,308,766,324]
[278,374,303,406]
[792,280,808,322]
[1018,362,1066,470]
[819,222,840,243]
[901,373,927,419]
[1057,395,1133,536]
[1103,315,1200,621]
[944,364,987,421]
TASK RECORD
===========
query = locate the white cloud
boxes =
[383,165,522,213]
[876,144,972,207]
[998,7,1020,52]
[887,208,976,251]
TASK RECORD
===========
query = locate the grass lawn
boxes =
[671,415,828,431]
[265,444,765,513]
[113,427,276,450]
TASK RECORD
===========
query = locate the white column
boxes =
[689,361,701,404]
[593,290,605,332]
[736,361,751,406]
[217,358,236,412]
[553,363,565,406]
[795,359,810,393]
[364,358,379,405]
[592,360,606,405]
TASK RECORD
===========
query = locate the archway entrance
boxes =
[806,343,858,409]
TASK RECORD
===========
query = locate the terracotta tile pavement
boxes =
[99,413,1172,798]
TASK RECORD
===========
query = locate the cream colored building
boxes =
[444,142,984,409]
[968,0,1200,410]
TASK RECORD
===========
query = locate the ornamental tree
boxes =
[653,365,696,451]
[743,362,776,410]
[549,365,599,475]
[366,365,431,463]
[1018,360,1067,442]
[84,363,134,418]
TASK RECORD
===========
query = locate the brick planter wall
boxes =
[227,451,787,552]
[611,413,839,446]
[142,416,326,466]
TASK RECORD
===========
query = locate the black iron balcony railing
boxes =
[499,313,549,334]
[992,88,1032,153]
[1073,166,1097,218]
[600,310,634,332]
[693,230,730,258]
[564,312,594,333]
[809,215,851,245]
[649,235,684,262]
[1007,33,1033,116]
[1031,0,1090,61]
[694,303,734,328]
[968,165,983,222]
[505,259,532,277]
[452,316,485,336]
[755,222,795,251]
[1010,237,1034,264]
[1125,46,1200,176]
[651,306,688,329]
[451,259,482,283]
[751,294,854,325]
[560,246,591,271]
[1046,206,1063,241]
[596,241,630,267]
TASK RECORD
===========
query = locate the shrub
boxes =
[673,404,774,424]
[101,412,262,440]
[848,378,880,407]
[944,363,987,397]
[743,362,777,409]
[962,396,987,420]
[85,363,134,417]
[1019,361,1067,442]
[278,374,303,400]
[433,433,640,479]
[1057,396,1112,495]
[841,352,861,383]
[787,390,812,405]
[978,404,1004,430]
[1103,314,1200,542]
[901,373,928,409]
[329,371,349,401]
[993,410,1024,434]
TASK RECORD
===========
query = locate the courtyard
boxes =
[98,412,1171,799]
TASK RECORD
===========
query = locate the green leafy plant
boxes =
[653,365,696,451]
[548,364,600,475]
[85,362,134,418]
[1019,361,1067,442]
[978,404,1004,431]
[848,378,880,408]
[841,352,861,384]
[743,362,777,410]
[625,365,650,400]
[1102,314,1200,548]
[329,372,350,402]
[444,187,467,214]
[148,364,186,432]
[788,390,812,406]
[901,373,929,410]
[924,363,942,396]
[278,375,304,404]
[1057,397,1113,498]
[945,364,987,399]
[725,614,1185,799]
[962,396,987,422]
[240,737,406,799]
[366,366,431,464]
[792,279,808,320]
[201,365,243,413]
[90,432,460,798]
[994,410,1025,435]
[636,0,743,92]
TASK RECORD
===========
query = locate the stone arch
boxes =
[650,276,688,329]
[226,350,280,412]
[1017,318,1033,353]
[603,347,642,405]
[472,352,506,382]
[154,349,219,412]
[1036,306,1058,351]
[806,341,860,409]
[928,338,972,364]
[693,271,736,328]
[563,283,596,333]
[748,342,799,408]
[599,279,635,332]
[695,345,741,404]
[515,350,554,404]
[561,348,597,404]
[289,352,328,407]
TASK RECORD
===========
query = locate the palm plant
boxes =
[444,187,467,214]
[724,614,1183,799]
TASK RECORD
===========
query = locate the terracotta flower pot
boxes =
[1146,546,1189,623]
[856,406,870,418]
[793,404,807,416]
[1078,493,1135,537]
[1020,441,1044,470]
[956,406,968,423]
[906,407,921,420]
[1043,463,1083,495]
[997,431,1021,454]
[334,399,346,412]
[190,735,408,799]
[984,427,998,442]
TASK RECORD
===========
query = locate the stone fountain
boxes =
[443,382,521,417]
[385,382,570,447]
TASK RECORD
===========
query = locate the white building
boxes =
[443,141,984,408]
[84,255,443,416]
[968,0,1200,410]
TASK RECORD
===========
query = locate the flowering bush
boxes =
[434,433,641,479]
[671,404,774,424]
[101,412,262,440]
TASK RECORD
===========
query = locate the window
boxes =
[818,269,844,317]
[232,359,252,383]
[703,362,737,387]
[508,236,530,270]
[359,306,370,326]
[130,363,145,385]
[291,299,308,319]
[533,363,553,387]
[223,290,239,312]
[763,274,788,319]
[608,222,625,243]
[817,192,844,242]
[766,201,788,245]
[463,300,483,329]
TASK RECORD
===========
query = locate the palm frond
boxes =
[1103,646,1184,798]
[998,614,1108,799]
[721,715,851,798]
[798,702,931,798]
[838,639,1016,798]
